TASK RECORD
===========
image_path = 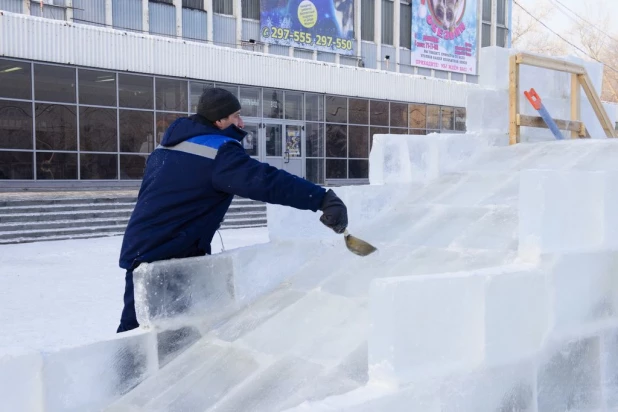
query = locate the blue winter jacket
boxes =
[119,115,326,270]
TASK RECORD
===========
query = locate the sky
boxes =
[513,0,617,48]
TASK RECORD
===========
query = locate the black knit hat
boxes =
[197,87,242,122]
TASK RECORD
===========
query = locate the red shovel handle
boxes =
[524,88,542,110]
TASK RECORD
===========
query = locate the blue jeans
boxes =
[117,269,139,333]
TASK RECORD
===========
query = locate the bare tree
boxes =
[570,10,618,102]
[511,1,568,56]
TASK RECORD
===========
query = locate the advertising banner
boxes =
[411,0,478,75]
[260,0,355,55]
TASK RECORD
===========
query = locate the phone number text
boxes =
[262,26,353,51]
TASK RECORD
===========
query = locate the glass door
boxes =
[242,123,260,159]
[283,124,303,177]
[262,122,305,178]
[264,123,283,169]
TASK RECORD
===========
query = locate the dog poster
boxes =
[411,0,478,75]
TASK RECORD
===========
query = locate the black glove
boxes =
[319,189,348,234]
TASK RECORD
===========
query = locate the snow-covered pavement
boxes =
[0,227,269,356]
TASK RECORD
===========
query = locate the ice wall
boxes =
[0,329,158,412]
[17,134,607,412]
[281,138,618,412]
[469,47,616,141]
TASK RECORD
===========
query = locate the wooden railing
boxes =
[508,53,617,144]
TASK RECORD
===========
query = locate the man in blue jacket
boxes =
[117,87,348,332]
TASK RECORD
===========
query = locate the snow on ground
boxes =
[0,227,269,357]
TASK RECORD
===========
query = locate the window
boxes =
[213,0,233,15]
[242,123,259,156]
[0,59,31,100]
[79,70,116,107]
[305,94,323,122]
[426,105,440,130]
[151,0,173,4]
[390,103,407,128]
[79,107,118,152]
[381,0,394,45]
[80,154,118,180]
[119,74,153,109]
[441,107,454,131]
[0,151,33,180]
[326,124,347,158]
[497,0,506,25]
[155,78,188,112]
[35,104,77,151]
[348,126,368,158]
[241,0,259,20]
[408,104,426,130]
[0,101,33,150]
[306,122,324,157]
[326,159,346,179]
[482,0,491,48]
[497,0,508,48]
[400,1,411,49]
[326,96,347,123]
[349,99,368,125]
[349,159,368,179]
[34,64,76,103]
[183,0,203,9]
[361,0,375,42]
[120,155,147,179]
[265,124,282,156]
[370,100,389,126]
[119,110,154,153]
[455,108,466,131]
[482,24,491,48]
[263,88,283,119]
[36,152,77,180]
[239,87,261,118]
[482,0,491,22]
[284,91,303,120]
[306,159,324,184]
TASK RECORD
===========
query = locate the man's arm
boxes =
[212,142,326,212]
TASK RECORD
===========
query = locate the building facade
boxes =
[0,0,512,188]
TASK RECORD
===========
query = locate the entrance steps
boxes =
[0,192,267,244]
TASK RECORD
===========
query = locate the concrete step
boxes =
[0,217,130,232]
[221,219,267,227]
[0,197,137,208]
[0,209,134,223]
[226,205,266,214]
[0,231,126,245]
[0,224,128,241]
[0,193,267,244]
[0,202,137,214]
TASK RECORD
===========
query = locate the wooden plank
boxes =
[516,53,586,75]
[517,114,584,132]
[571,73,580,138]
[509,55,519,145]
[578,73,618,138]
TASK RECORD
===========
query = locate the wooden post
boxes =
[571,73,580,139]
[578,73,617,138]
[509,55,520,145]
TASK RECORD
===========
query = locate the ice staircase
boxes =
[90,136,618,412]
[0,192,267,244]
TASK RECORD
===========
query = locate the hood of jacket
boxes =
[160,114,248,147]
